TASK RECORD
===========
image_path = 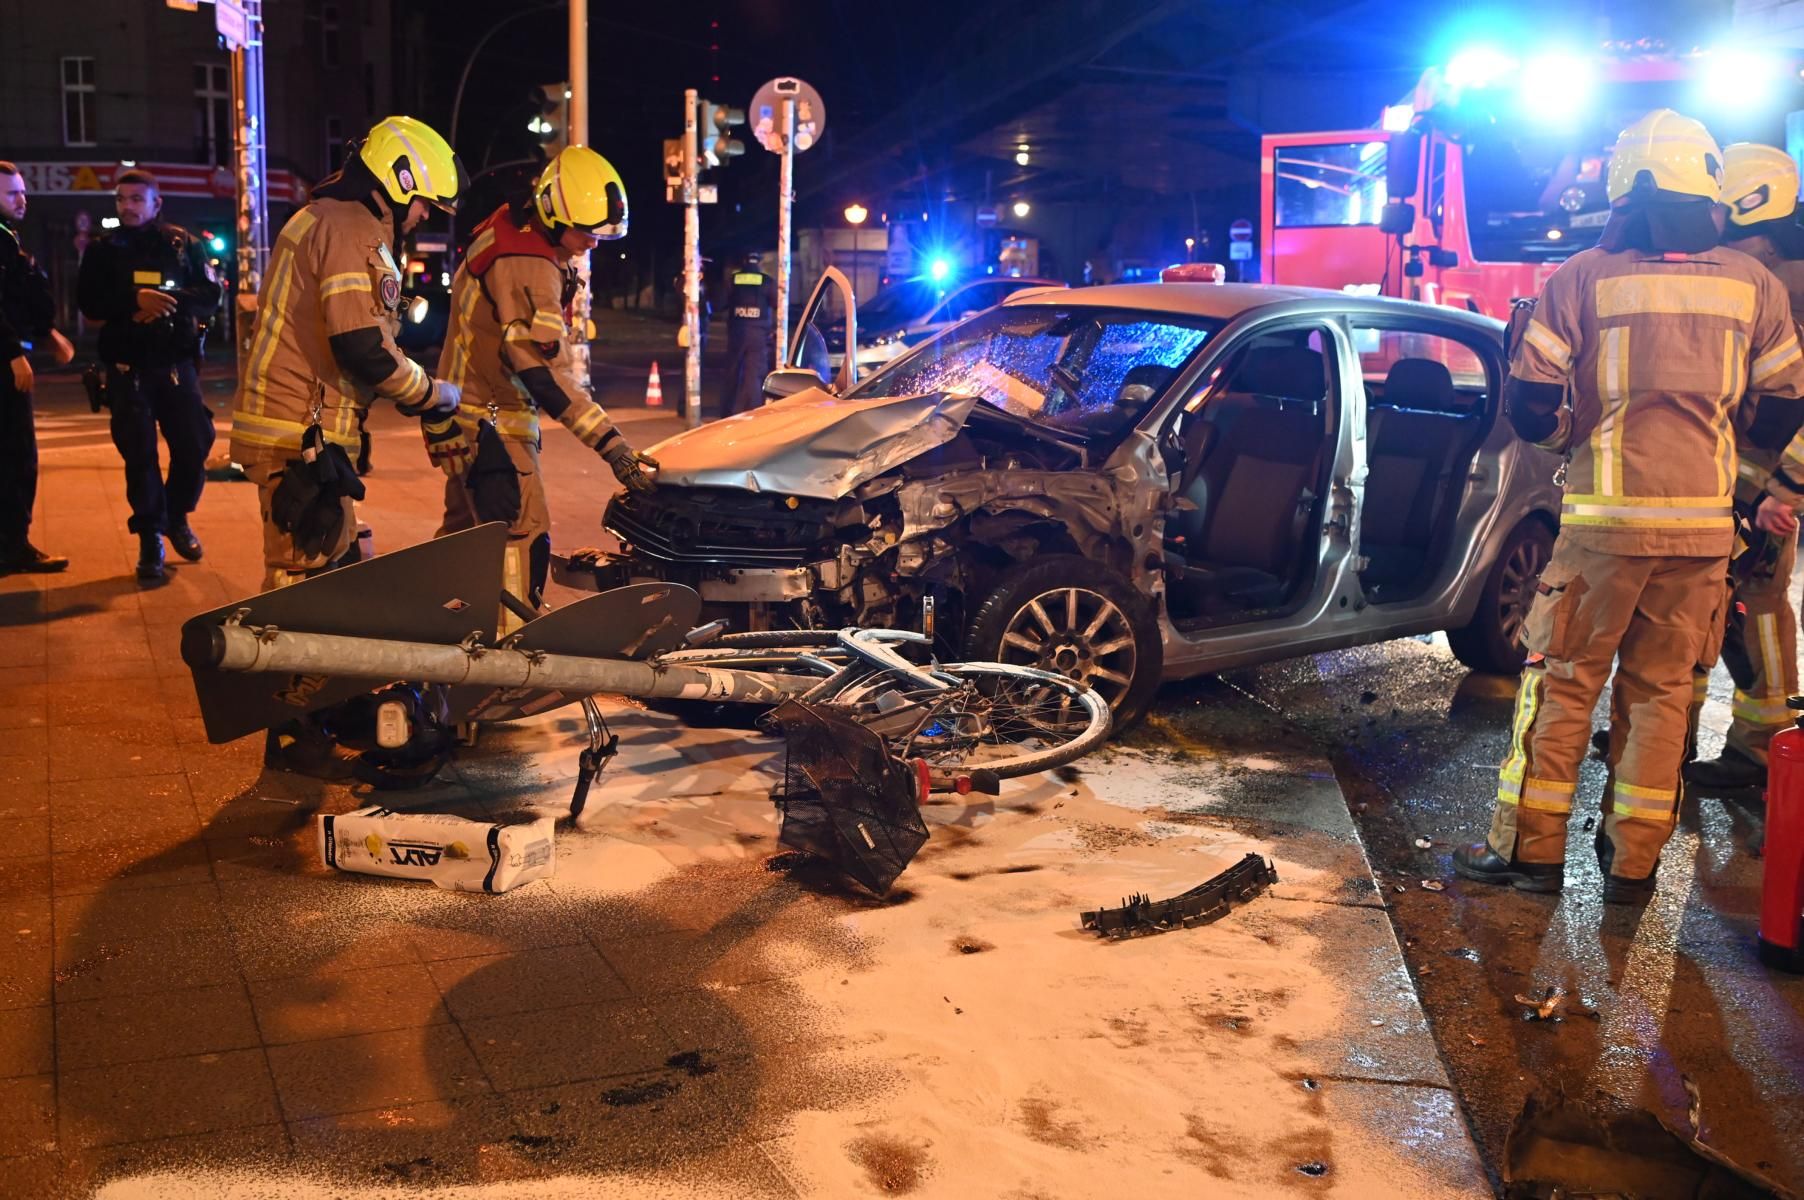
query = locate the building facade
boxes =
[0,0,394,327]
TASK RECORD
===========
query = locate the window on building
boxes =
[325,116,344,173]
[62,57,96,148]
[194,62,231,166]
[322,5,341,69]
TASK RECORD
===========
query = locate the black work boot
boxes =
[135,532,166,584]
[0,543,69,574]
[167,523,204,562]
[1595,836,1657,906]
[1452,843,1564,893]
[1682,748,1765,792]
[263,719,355,780]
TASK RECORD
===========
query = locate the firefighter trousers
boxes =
[723,321,773,417]
[106,362,215,536]
[1487,539,1730,881]
[1698,534,1797,765]
[0,375,37,557]
[438,433,550,625]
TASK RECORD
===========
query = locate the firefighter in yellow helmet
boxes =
[432,146,656,620]
[1454,110,1804,903]
[229,115,466,774]
[1675,143,1804,792]
[231,115,467,589]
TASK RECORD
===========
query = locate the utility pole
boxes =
[774,94,795,368]
[567,0,592,389]
[682,90,702,429]
[217,0,266,350]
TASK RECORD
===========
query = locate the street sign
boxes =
[165,0,201,10]
[976,206,999,227]
[215,0,250,48]
[1229,242,1253,261]
[750,77,825,154]
[1229,218,1253,242]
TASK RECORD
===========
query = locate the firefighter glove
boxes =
[269,426,366,559]
[422,415,472,478]
[398,378,461,420]
[600,437,658,494]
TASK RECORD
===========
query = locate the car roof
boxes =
[1000,281,1506,333]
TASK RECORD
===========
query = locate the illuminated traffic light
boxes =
[530,82,570,156]
[698,98,745,169]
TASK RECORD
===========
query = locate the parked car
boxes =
[558,270,1562,728]
[830,274,1065,375]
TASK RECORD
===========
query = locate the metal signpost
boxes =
[682,90,702,428]
[1229,217,1253,280]
[750,77,824,368]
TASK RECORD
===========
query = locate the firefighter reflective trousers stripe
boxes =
[1487,539,1729,880]
[246,460,358,593]
[1707,533,1797,765]
[438,433,549,633]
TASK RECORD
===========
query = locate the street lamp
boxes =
[1015,144,1030,167]
[1185,236,1196,262]
[1011,199,1031,219]
[844,203,868,225]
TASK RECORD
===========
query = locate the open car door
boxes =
[767,266,859,400]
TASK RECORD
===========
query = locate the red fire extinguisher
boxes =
[1760,700,1804,972]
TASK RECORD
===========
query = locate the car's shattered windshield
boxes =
[847,306,1219,437]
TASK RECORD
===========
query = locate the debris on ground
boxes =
[1446,947,1481,963]
[1079,853,1279,939]
[1514,987,1565,1022]
[316,806,554,893]
[1466,1034,1487,1048]
[1053,764,1083,783]
[1420,879,1446,892]
[1504,1085,1792,1198]
[1359,691,1379,704]
[1414,837,1434,849]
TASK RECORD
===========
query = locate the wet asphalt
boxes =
[1146,635,1804,1193]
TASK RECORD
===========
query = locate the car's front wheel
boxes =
[1446,519,1554,674]
[964,556,1162,733]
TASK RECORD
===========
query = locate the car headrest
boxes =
[1233,346,1324,402]
[1382,358,1456,410]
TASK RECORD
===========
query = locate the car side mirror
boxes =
[1379,200,1416,237]
[763,368,828,402]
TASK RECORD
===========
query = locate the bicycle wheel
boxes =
[822,661,1111,780]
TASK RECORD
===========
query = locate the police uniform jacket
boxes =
[76,220,220,366]
[0,217,54,365]
[727,269,777,324]
[230,195,434,465]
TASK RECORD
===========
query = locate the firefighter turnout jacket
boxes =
[230,196,438,464]
[76,221,220,366]
[1512,244,1804,554]
[437,207,620,453]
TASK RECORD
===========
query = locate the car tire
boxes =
[963,556,1162,734]
[1446,519,1554,675]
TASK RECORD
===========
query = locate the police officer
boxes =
[1454,111,1804,904]
[434,146,655,622]
[722,249,776,416]
[228,116,465,773]
[77,169,221,583]
[0,160,73,574]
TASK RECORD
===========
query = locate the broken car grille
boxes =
[605,490,833,568]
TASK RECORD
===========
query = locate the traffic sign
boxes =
[750,77,826,154]
[215,0,250,48]
[1229,218,1253,242]
[1229,242,1253,261]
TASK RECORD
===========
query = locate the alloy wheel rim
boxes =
[1497,537,1549,650]
[996,587,1138,711]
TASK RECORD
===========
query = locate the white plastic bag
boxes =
[317,806,554,893]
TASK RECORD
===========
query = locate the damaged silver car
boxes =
[558,268,1562,727]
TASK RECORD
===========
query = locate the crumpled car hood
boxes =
[646,387,980,500]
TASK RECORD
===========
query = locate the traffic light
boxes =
[529,82,570,157]
[698,98,745,168]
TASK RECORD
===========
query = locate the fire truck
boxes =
[1260,45,1804,316]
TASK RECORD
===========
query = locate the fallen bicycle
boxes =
[179,524,1111,885]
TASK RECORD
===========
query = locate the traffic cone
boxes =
[645,361,664,407]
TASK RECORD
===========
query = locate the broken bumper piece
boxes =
[1079,853,1278,939]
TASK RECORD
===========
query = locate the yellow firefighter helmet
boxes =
[533,147,629,239]
[1607,108,1724,204]
[1722,143,1799,226]
[357,116,466,213]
